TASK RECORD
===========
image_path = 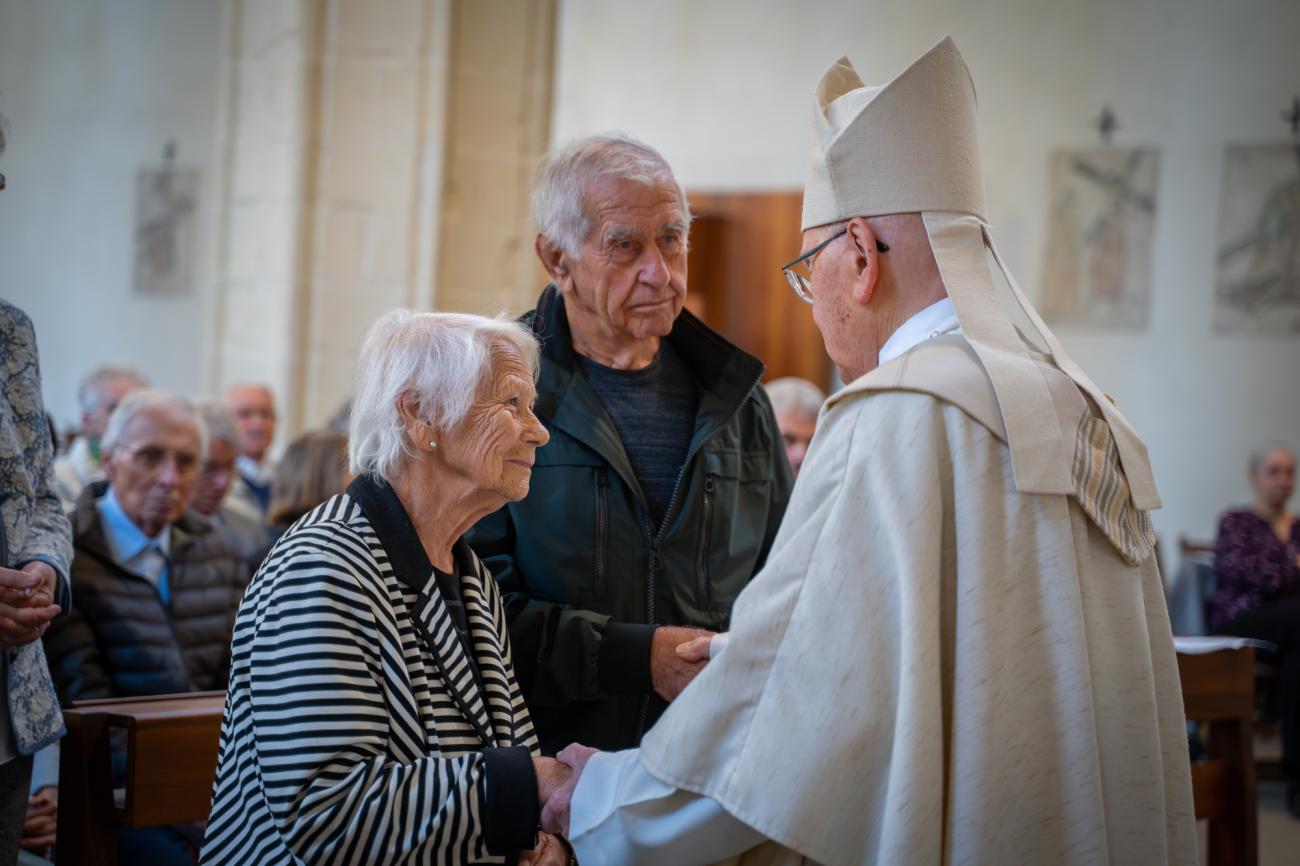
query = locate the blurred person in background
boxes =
[223,384,277,522]
[43,390,251,865]
[192,400,273,566]
[763,376,826,479]
[265,430,351,539]
[53,365,147,512]
[1209,442,1300,815]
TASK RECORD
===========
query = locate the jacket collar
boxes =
[343,474,478,594]
[345,474,516,748]
[527,285,767,489]
[73,480,208,568]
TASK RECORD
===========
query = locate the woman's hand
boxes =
[540,744,599,836]
[517,831,572,865]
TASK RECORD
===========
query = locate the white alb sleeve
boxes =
[568,748,765,866]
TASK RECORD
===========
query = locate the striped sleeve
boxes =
[245,541,502,864]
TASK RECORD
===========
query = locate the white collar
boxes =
[877,297,962,367]
[96,487,172,567]
[235,454,274,485]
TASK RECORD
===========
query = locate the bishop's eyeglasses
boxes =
[781,228,888,303]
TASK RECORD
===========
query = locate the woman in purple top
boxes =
[1211,443,1300,814]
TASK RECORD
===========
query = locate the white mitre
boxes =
[804,36,1159,508]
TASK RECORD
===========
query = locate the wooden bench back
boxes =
[1178,647,1258,866]
[56,691,226,866]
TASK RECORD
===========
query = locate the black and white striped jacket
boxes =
[202,476,540,865]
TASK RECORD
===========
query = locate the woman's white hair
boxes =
[532,132,691,258]
[349,309,541,482]
[764,377,827,419]
[101,389,207,459]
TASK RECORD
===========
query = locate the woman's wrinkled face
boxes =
[440,345,549,502]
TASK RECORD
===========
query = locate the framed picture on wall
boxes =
[1038,147,1159,330]
[132,165,198,298]
[1213,143,1300,335]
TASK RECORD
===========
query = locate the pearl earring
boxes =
[429,441,437,450]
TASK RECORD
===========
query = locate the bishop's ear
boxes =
[846,217,882,307]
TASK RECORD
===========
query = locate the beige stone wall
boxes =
[435,0,556,317]
[209,0,554,443]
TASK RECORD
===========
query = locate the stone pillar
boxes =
[434,0,556,317]
[209,0,554,442]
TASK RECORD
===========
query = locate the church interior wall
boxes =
[2,0,1298,551]
[551,0,1300,553]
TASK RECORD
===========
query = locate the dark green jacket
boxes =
[467,286,793,754]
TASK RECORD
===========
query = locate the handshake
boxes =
[519,627,717,865]
[523,743,598,864]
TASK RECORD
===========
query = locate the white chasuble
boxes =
[612,335,1197,866]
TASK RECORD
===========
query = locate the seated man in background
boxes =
[223,383,277,522]
[192,400,272,568]
[43,390,251,865]
[762,377,825,479]
[1209,442,1300,815]
[53,365,146,512]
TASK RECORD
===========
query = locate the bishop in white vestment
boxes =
[544,37,1198,866]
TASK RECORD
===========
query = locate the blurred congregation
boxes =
[2,1,1300,865]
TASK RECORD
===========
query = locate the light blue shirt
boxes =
[95,488,171,606]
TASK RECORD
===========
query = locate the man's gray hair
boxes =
[1249,441,1296,476]
[193,399,240,455]
[532,132,691,258]
[764,377,827,419]
[349,309,541,483]
[101,389,207,458]
[78,365,148,413]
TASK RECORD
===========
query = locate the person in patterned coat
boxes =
[0,297,72,863]
[202,310,572,865]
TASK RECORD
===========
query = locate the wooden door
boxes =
[686,191,833,389]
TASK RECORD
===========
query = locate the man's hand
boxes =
[650,626,713,701]
[541,743,599,836]
[0,565,60,649]
[21,785,57,853]
[675,634,713,663]
[517,832,571,865]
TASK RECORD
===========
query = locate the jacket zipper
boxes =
[634,388,764,741]
[696,474,715,604]
[594,469,609,599]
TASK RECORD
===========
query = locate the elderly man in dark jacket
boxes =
[468,134,793,755]
[43,390,249,865]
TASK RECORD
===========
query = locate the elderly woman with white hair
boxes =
[202,311,571,865]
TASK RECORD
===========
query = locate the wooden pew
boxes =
[1178,647,1257,866]
[56,691,226,866]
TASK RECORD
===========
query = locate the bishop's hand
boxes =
[541,743,599,837]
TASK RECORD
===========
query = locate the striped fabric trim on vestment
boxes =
[1070,413,1157,566]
